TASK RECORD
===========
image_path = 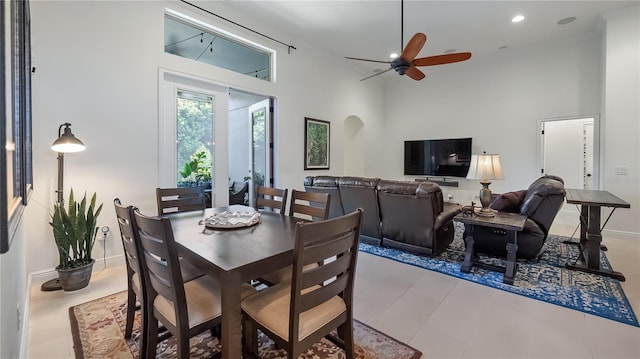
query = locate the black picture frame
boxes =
[304,117,330,170]
[1,0,33,254]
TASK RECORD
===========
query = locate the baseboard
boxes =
[21,254,125,358]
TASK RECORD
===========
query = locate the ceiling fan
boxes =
[345,0,472,81]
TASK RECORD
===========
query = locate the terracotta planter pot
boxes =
[56,260,95,292]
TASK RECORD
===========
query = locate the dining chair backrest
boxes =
[132,209,188,325]
[256,186,289,214]
[156,186,206,216]
[290,209,362,327]
[241,209,363,358]
[288,189,331,221]
[114,198,143,280]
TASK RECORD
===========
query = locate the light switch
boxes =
[615,166,628,175]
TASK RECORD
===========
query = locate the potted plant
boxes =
[178,147,212,188]
[50,189,103,291]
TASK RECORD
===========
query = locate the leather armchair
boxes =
[377,180,461,255]
[465,175,566,259]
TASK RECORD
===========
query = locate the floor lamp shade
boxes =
[51,123,85,153]
[51,123,85,204]
[466,153,504,217]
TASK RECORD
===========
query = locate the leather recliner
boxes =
[464,175,566,259]
[377,180,461,255]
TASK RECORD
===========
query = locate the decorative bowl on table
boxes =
[199,209,261,229]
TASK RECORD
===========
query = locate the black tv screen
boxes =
[404,138,472,177]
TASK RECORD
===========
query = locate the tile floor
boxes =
[26,223,640,359]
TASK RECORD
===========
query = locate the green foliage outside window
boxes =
[177,92,213,186]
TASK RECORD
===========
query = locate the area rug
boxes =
[359,223,638,327]
[69,291,422,359]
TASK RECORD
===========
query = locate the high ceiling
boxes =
[195,0,637,80]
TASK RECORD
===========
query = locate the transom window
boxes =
[164,11,273,81]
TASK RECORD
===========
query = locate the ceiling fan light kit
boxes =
[345,0,472,81]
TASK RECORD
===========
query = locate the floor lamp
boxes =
[41,123,86,291]
[466,151,504,217]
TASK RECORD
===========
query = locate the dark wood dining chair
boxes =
[258,190,331,286]
[132,207,256,359]
[114,199,208,358]
[255,186,288,214]
[288,189,331,220]
[113,198,148,357]
[241,209,363,359]
[156,186,206,216]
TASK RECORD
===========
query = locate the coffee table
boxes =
[454,210,526,285]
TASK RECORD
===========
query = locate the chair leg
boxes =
[339,321,355,359]
[138,302,148,359]
[242,315,259,357]
[124,289,136,339]
[145,315,159,359]
[177,330,190,359]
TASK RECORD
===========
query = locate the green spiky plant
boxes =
[50,189,103,269]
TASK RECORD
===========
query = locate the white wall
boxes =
[381,31,602,202]
[602,6,640,235]
[25,0,384,276]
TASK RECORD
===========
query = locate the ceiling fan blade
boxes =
[400,33,427,62]
[345,56,392,64]
[413,52,472,67]
[360,67,393,81]
[404,67,425,81]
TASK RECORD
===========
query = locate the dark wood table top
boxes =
[565,188,630,208]
[170,205,303,279]
[454,210,526,231]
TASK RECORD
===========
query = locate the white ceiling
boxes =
[197,0,638,80]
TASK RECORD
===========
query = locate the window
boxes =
[164,11,273,81]
[176,91,213,187]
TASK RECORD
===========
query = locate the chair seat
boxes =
[155,276,256,328]
[241,283,346,341]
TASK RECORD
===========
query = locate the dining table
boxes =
[169,205,303,359]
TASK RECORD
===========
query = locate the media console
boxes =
[415,177,459,187]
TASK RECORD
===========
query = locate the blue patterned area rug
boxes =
[359,224,638,327]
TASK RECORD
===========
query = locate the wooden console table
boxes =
[454,211,526,285]
[564,188,630,281]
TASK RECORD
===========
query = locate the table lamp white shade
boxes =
[466,152,503,217]
[466,153,504,181]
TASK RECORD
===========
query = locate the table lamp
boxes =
[466,151,504,217]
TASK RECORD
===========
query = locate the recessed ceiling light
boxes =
[389,53,399,59]
[444,49,456,54]
[557,16,576,25]
[512,15,525,23]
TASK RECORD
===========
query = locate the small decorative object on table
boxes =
[199,209,260,229]
[461,201,476,216]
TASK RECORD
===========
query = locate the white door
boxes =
[248,99,272,207]
[540,117,597,190]
[583,122,594,190]
[160,70,229,206]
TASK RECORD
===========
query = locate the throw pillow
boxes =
[490,190,527,213]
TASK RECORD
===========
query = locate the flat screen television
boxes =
[404,137,472,177]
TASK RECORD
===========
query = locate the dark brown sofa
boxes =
[304,176,461,254]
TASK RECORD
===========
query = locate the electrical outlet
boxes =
[99,226,110,241]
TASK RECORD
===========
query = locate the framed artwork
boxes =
[1,0,33,253]
[304,117,330,170]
